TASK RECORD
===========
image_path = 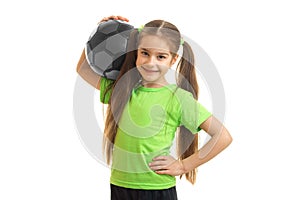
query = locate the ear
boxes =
[171,54,179,65]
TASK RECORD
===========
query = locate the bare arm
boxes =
[180,116,232,172]
[76,48,101,90]
[149,116,232,176]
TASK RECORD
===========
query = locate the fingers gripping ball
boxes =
[85,20,134,80]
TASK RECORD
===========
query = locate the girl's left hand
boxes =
[149,155,186,176]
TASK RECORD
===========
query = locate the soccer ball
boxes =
[85,20,134,80]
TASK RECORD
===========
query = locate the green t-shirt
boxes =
[100,78,212,190]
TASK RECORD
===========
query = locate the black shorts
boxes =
[110,184,178,200]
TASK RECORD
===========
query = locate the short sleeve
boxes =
[100,77,114,104]
[177,91,212,133]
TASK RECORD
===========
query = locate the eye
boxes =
[140,51,149,56]
[158,55,167,60]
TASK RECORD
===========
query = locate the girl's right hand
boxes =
[98,15,129,24]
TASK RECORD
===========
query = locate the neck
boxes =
[142,80,169,88]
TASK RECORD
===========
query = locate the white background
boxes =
[1,0,300,199]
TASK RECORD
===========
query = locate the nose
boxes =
[145,55,157,66]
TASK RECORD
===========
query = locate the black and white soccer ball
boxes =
[85,20,134,80]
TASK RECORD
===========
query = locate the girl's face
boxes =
[136,35,178,88]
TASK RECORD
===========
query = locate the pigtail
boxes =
[177,41,198,98]
[103,29,140,164]
[177,41,199,184]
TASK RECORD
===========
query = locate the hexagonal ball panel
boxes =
[106,34,128,54]
[94,51,113,69]
[99,20,119,34]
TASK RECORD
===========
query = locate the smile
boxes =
[141,66,159,73]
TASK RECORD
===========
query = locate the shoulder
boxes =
[100,77,114,87]
[172,87,195,101]
[164,86,198,111]
[100,77,115,104]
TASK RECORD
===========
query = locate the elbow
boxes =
[76,62,82,74]
[222,129,233,149]
[217,127,232,151]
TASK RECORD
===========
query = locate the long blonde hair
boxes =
[102,20,199,184]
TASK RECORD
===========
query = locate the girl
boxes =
[77,16,232,200]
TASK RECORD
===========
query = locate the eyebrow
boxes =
[140,48,170,56]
